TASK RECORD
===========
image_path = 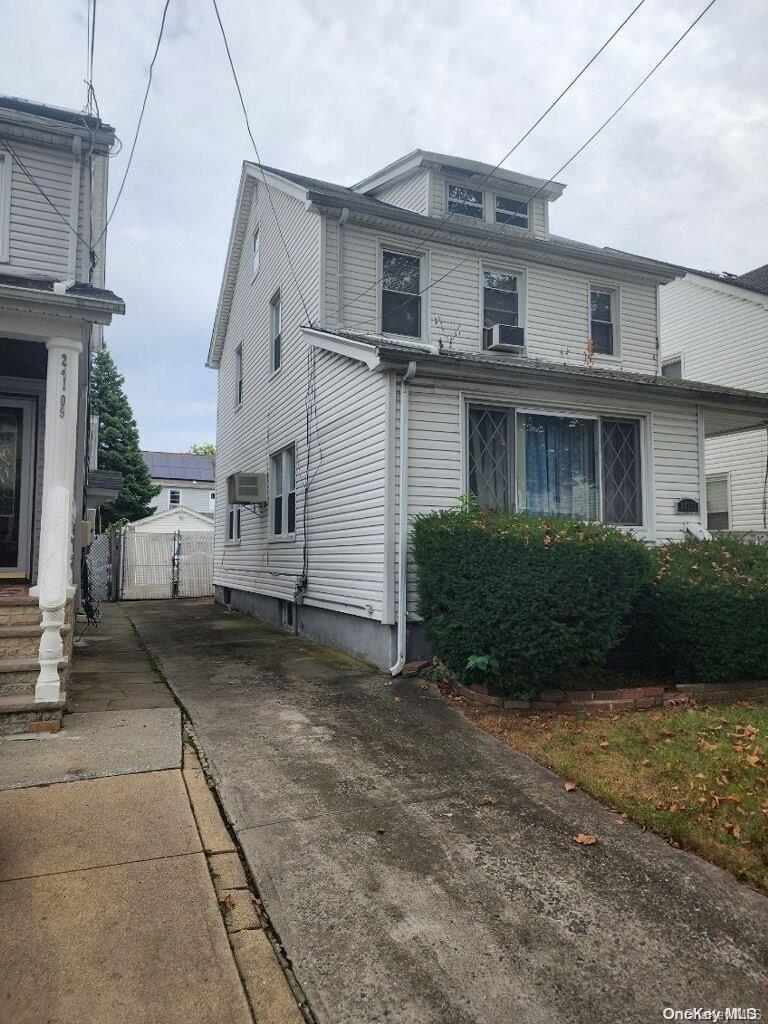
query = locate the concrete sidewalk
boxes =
[126,598,768,1024]
[0,604,305,1024]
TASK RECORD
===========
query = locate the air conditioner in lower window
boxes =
[486,323,525,350]
[228,472,268,505]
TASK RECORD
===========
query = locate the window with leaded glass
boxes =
[381,250,421,337]
[447,184,484,219]
[495,195,529,229]
[601,418,642,526]
[467,407,511,511]
[483,270,520,349]
[590,287,616,355]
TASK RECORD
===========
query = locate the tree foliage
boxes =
[90,348,160,527]
[188,442,216,458]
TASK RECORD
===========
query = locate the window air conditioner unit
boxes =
[487,323,525,350]
[228,473,268,505]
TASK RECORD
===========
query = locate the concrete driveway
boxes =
[125,599,768,1024]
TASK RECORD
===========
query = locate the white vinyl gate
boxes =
[120,530,213,600]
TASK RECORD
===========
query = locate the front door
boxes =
[0,398,35,579]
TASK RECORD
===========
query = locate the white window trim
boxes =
[234,343,243,408]
[377,243,428,341]
[0,151,11,263]
[251,225,261,282]
[446,181,485,221]
[270,290,282,375]
[269,444,296,542]
[588,281,622,361]
[226,503,241,544]
[705,471,731,531]
[480,262,527,353]
[493,192,531,231]
[462,396,650,535]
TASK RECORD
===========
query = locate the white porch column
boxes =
[30,337,82,702]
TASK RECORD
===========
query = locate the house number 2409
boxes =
[59,353,68,418]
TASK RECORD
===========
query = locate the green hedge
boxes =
[619,538,768,683]
[412,507,651,698]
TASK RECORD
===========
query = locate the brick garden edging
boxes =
[453,680,767,714]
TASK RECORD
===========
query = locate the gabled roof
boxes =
[681,263,768,301]
[128,505,215,530]
[352,149,566,202]
[142,451,215,482]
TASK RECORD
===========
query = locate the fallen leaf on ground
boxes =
[564,781,577,792]
[641,758,651,767]
[376,826,387,835]
[573,833,598,845]
[599,741,609,749]
[393,695,402,703]
[480,794,497,806]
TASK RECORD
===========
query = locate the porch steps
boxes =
[0,623,71,659]
[0,694,67,736]
[0,658,69,698]
[0,596,41,626]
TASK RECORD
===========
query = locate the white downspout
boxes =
[336,207,349,329]
[390,360,417,676]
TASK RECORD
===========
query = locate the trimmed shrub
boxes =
[412,507,652,698]
[621,538,768,683]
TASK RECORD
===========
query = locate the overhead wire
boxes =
[344,0,720,335]
[210,0,314,324]
[337,0,648,319]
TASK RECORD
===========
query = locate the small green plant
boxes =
[464,653,501,686]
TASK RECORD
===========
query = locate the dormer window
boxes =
[494,195,529,230]
[447,184,484,220]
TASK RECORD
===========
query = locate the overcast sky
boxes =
[3,0,767,450]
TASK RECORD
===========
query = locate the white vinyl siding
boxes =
[150,483,215,515]
[661,275,768,530]
[338,223,658,372]
[374,170,430,216]
[0,152,11,261]
[430,173,549,238]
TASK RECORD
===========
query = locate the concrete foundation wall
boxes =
[215,586,433,671]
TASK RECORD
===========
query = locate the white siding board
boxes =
[660,276,768,529]
[7,138,76,278]
[375,171,430,215]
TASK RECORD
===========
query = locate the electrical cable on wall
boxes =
[344,0,719,334]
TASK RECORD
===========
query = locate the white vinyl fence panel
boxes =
[120,529,213,600]
[177,531,214,598]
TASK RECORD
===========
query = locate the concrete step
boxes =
[0,658,68,699]
[0,623,71,658]
[0,597,41,627]
[0,693,66,735]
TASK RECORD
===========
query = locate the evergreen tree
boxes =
[90,348,160,527]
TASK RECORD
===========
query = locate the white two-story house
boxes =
[208,149,768,671]
[0,96,124,732]
[660,265,768,533]
[143,450,216,516]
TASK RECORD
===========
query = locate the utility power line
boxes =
[211,0,313,324]
[338,0,647,318]
[345,0,719,335]
[93,0,172,249]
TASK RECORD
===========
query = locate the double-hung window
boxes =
[252,227,260,277]
[467,406,643,526]
[235,344,243,406]
[270,445,296,537]
[381,250,421,337]
[495,195,529,229]
[270,291,282,372]
[590,287,617,355]
[706,474,729,531]
[168,489,181,508]
[483,269,522,349]
[227,504,241,542]
[447,183,484,219]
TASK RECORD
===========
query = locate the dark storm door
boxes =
[0,399,35,579]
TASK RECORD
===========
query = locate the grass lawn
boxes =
[463,699,768,892]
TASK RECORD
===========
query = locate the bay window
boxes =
[467,405,644,527]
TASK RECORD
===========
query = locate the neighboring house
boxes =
[0,96,124,732]
[142,450,216,516]
[660,265,768,532]
[208,149,768,671]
